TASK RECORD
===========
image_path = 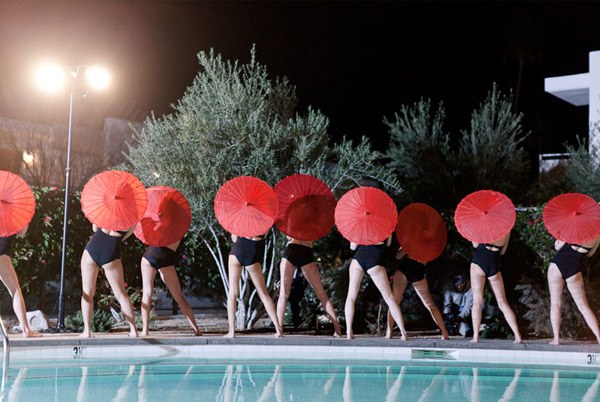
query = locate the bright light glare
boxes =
[85,66,110,90]
[22,151,34,165]
[35,64,67,92]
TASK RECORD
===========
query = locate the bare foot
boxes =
[441,334,449,340]
[400,334,407,341]
[513,339,523,344]
[347,332,355,340]
[193,329,202,336]
[385,330,393,339]
[79,332,92,339]
[223,332,235,338]
[139,330,149,336]
[129,331,139,338]
[333,331,341,338]
[274,332,283,338]
[23,330,42,338]
[470,337,479,343]
[549,339,560,345]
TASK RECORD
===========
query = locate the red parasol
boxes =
[454,189,516,243]
[542,193,600,244]
[81,170,147,231]
[134,186,192,247]
[214,176,278,237]
[396,203,447,263]
[0,171,36,236]
[274,174,336,241]
[334,187,397,245]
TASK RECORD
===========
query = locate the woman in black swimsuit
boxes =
[80,224,138,338]
[547,238,600,345]
[224,233,282,338]
[276,237,341,337]
[140,240,201,336]
[386,245,448,340]
[0,225,40,337]
[469,232,522,343]
[345,235,408,340]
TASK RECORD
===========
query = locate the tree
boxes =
[455,84,530,202]
[383,98,454,209]
[564,137,600,199]
[124,46,400,330]
[383,85,530,208]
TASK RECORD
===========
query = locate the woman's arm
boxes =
[350,242,358,251]
[554,239,566,251]
[231,234,238,243]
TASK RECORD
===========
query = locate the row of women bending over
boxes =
[2,224,598,345]
[227,230,600,345]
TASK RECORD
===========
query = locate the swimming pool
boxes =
[2,359,600,401]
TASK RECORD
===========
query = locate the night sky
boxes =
[1,1,600,161]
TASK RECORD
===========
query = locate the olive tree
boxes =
[124,46,400,329]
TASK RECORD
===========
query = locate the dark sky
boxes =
[1,1,600,160]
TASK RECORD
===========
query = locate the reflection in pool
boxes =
[2,360,600,401]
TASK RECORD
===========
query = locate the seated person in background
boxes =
[443,275,473,337]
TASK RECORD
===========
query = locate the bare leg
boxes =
[566,272,600,344]
[159,266,201,335]
[224,255,243,338]
[470,263,486,343]
[140,258,157,336]
[412,278,449,339]
[368,266,407,340]
[104,260,138,338]
[0,256,40,337]
[276,259,296,333]
[488,272,522,343]
[386,271,407,339]
[80,251,100,338]
[547,264,564,345]
[246,263,283,337]
[302,263,342,337]
[345,261,364,339]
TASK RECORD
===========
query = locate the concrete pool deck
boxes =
[6,332,600,369]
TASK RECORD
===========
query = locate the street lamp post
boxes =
[35,64,109,330]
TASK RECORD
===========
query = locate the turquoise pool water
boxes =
[2,360,600,401]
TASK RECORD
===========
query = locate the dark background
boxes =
[0,1,599,162]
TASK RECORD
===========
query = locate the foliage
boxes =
[564,137,600,199]
[454,83,530,203]
[7,187,89,316]
[383,98,453,208]
[123,46,400,330]
[384,84,530,209]
[65,309,114,333]
[513,206,554,270]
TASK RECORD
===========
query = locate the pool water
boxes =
[2,360,600,401]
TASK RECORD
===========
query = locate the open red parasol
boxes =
[454,189,516,243]
[214,176,278,237]
[396,203,447,263]
[334,187,397,245]
[0,171,36,236]
[542,193,600,244]
[81,170,147,231]
[274,174,336,241]
[134,186,192,247]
